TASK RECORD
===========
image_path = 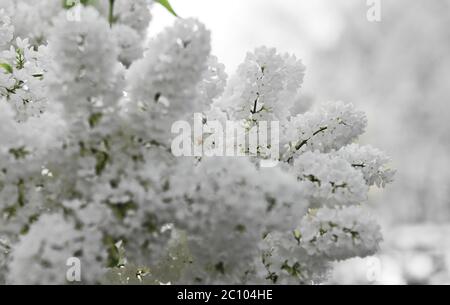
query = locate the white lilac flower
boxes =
[0,99,63,225]
[169,158,268,282]
[112,24,143,67]
[127,18,211,110]
[292,151,369,207]
[94,0,152,35]
[0,37,49,121]
[166,157,309,284]
[334,143,396,187]
[0,71,14,94]
[7,213,106,284]
[197,55,228,108]
[283,101,367,161]
[126,18,211,144]
[0,0,62,45]
[218,46,306,123]
[256,231,329,284]
[113,0,153,35]
[255,205,381,284]
[296,206,382,260]
[47,6,121,114]
[0,9,13,47]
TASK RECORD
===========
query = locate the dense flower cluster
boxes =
[0,0,63,45]
[334,144,395,187]
[46,7,122,113]
[0,9,13,46]
[126,17,211,145]
[127,18,211,110]
[256,206,382,284]
[112,24,144,67]
[1,11,49,121]
[7,213,106,284]
[282,101,367,161]
[220,46,306,124]
[296,206,382,260]
[0,1,394,285]
[292,151,368,207]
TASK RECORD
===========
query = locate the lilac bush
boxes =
[0,1,394,284]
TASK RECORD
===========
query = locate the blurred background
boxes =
[150,0,450,284]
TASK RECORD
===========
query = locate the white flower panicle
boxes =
[197,55,228,108]
[293,151,368,207]
[334,144,396,187]
[114,0,153,35]
[219,46,306,123]
[126,18,211,145]
[127,18,211,112]
[47,6,121,113]
[0,37,49,121]
[296,206,382,260]
[283,101,367,161]
[256,205,381,284]
[6,214,105,285]
[94,0,153,41]
[112,24,144,67]
[257,231,329,284]
[0,9,14,47]
[0,0,63,46]
[94,1,152,67]
[167,157,309,284]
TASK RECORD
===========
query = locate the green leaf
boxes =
[9,146,30,160]
[0,63,13,74]
[156,0,178,17]
[62,0,97,9]
[88,112,103,128]
[94,150,109,175]
[108,0,116,27]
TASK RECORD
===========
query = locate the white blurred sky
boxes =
[148,0,352,74]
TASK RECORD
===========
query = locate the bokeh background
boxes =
[150,0,450,284]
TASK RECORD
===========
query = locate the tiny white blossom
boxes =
[7,214,106,284]
[112,24,143,67]
[334,143,396,187]
[283,101,367,161]
[0,36,48,121]
[296,206,382,260]
[219,46,306,123]
[47,6,121,115]
[0,9,14,47]
[292,151,369,206]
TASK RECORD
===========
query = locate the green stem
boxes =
[108,0,115,28]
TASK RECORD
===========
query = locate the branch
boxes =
[284,126,328,163]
